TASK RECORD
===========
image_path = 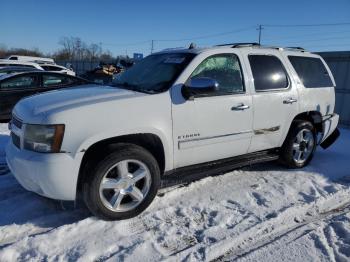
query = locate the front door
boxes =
[171,52,253,168]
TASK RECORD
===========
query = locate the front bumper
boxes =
[6,142,82,200]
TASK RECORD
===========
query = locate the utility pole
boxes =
[151,40,154,54]
[257,25,263,45]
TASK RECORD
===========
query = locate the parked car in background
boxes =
[0,66,42,76]
[0,71,90,121]
[40,64,76,76]
[0,57,76,76]
[0,60,44,70]
[6,55,55,64]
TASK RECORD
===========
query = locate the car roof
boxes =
[0,66,42,71]
[0,59,41,66]
[0,71,89,83]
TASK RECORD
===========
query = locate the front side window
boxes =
[112,53,195,93]
[42,74,74,87]
[189,54,244,95]
[0,75,37,89]
[288,56,333,88]
[249,55,288,91]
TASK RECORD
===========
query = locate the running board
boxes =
[161,149,279,188]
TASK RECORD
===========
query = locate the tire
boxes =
[280,120,317,168]
[82,144,160,220]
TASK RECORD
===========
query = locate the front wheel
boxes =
[280,120,317,168]
[83,144,160,220]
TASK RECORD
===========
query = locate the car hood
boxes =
[13,85,144,121]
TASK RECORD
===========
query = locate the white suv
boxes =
[6,43,339,220]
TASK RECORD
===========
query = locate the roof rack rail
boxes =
[216,42,260,48]
[286,46,305,50]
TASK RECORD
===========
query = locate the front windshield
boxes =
[112,53,195,93]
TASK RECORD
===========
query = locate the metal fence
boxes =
[319,51,350,127]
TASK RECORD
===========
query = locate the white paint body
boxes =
[40,64,76,76]
[0,60,76,76]
[6,46,339,201]
[0,60,44,70]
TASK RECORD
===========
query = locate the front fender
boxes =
[75,127,173,171]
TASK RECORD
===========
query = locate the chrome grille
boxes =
[10,114,23,149]
[12,115,23,129]
[11,132,20,149]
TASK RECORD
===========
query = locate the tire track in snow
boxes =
[208,189,350,261]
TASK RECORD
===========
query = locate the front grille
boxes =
[11,132,20,149]
[12,115,23,129]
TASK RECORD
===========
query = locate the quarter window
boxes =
[249,55,288,91]
[42,74,75,87]
[190,54,244,95]
[288,56,333,88]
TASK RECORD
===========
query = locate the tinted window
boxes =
[0,75,37,89]
[42,74,75,87]
[249,55,288,91]
[190,54,244,95]
[288,56,333,88]
[42,66,62,71]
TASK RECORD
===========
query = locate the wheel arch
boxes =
[76,133,166,194]
[280,111,323,146]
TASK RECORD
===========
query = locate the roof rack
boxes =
[286,46,305,50]
[216,42,260,48]
[215,42,307,52]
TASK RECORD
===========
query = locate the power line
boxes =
[101,40,150,47]
[155,26,256,42]
[99,22,350,53]
[263,29,350,41]
[263,22,350,28]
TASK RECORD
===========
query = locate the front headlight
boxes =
[23,124,65,153]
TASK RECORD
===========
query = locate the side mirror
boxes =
[182,77,219,100]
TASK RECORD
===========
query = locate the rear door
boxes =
[241,50,299,152]
[0,74,40,119]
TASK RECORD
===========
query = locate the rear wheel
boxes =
[83,144,160,220]
[280,120,317,168]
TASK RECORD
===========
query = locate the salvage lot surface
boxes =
[0,124,349,261]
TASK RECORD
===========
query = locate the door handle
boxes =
[231,103,250,111]
[283,98,298,104]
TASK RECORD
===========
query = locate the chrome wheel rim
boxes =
[99,159,151,212]
[292,129,315,164]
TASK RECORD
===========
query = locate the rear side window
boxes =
[248,55,288,91]
[42,66,63,71]
[42,74,75,87]
[288,56,333,88]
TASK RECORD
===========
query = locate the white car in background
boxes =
[0,60,44,70]
[0,59,75,76]
[7,55,55,64]
[40,64,76,76]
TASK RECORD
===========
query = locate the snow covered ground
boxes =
[0,123,349,262]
